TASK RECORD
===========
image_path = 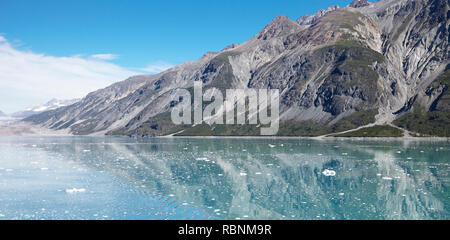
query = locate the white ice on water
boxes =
[322,169,336,176]
[65,188,86,193]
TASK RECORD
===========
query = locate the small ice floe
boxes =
[317,153,323,156]
[342,153,348,156]
[196,157,208,161]
[322,169,336,177]
[82,150,90,152]
[31,145,37,148]
[168,194,175,197]
[382,177,393,180]
[396,151,402,154]
[5,169,13,172]
[376,173,382,176]
[407,157,412,160]
[40,168,49,171]
[30,162,39,165]
[255,172,262,175]
[420,150,424,153]
[240,172,247,176]
[214,209,220,212]
[280,144,284,147]
[338,193,345,196]
[242,149,247,152]
[268,144,276,148]
[65,188,86,193]
[218,174,223,176]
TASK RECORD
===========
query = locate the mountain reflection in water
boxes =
[0,137,448,220]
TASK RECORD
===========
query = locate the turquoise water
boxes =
[0,136,448,220]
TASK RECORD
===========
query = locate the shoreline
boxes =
[159,135,450,141]
[1,121,448,141]
[1,134,448,142]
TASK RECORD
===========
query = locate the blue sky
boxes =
[0,0,354,113]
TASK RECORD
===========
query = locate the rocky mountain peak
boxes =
[255,15,300,40]
[296,5,340,25]
[349,0,371,8]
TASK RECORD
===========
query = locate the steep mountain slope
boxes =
[25,0,450,137]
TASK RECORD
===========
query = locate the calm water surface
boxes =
[0,136,448,220]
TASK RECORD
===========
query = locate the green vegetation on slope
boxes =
[331,109,378,133]
[394,104,450,137]
[393,70,450,137]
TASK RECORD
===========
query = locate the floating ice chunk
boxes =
[82,150,90,152]
[322,169,336,176]
[376,173,382,176]
[268,144,276,148]
[196,157,208,161]
[240,172,247,176]
[342,153,348,156]
[318,153,323,156]
[396,151,401,154]
[407,157,412,160]
[40,168,48,171]
[65,188,86,193]
[255,172,262,175]
[382,177,393,180]
[5,169,12,172]
[338,193,345,196]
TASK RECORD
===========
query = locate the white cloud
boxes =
[141,61,174,74]
[0,36,140,113]
[90,53,119,61]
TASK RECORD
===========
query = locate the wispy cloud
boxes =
[140,61,174,74]
[0,36,139,113]
[90,53,119,61]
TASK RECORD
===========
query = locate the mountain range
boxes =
[12,98,80,119]
[0,110,6,118]
[24,0,450,137]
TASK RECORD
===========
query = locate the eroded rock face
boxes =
[25,0,450,136]
[349,0,370,8]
